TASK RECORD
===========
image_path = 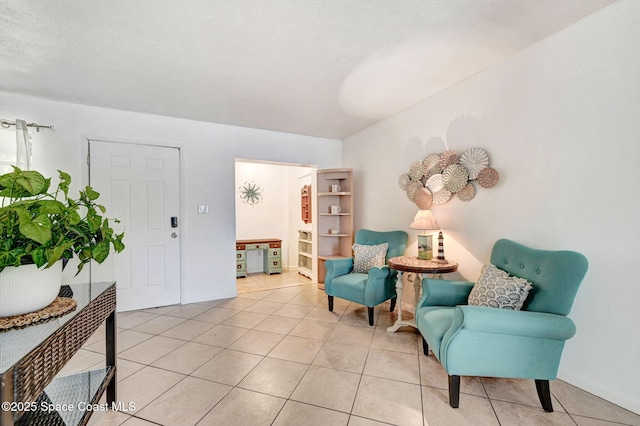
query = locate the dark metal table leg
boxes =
[105,311,117,404]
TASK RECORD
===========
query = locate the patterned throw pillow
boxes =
[352,243,389,273]
[468,264,533,310]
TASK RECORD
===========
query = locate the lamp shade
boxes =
[409,210,440,230]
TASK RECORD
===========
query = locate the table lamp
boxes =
[409,210,439,260]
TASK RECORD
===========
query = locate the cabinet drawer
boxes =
[268,259,281,268]
[268,248,281,259]
[236,251,246,260]
[236,261,246,272]
[236,244,246,250]
[250,243,269,250]
[269,242,281,248]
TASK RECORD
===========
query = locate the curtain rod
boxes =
[0,119,55,132]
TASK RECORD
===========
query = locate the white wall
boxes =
[0,92,341,303]
[235,161,314,272]
[343,1,639,414]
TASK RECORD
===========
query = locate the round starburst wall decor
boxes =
[239,181,263,205]
[399,146,498,207]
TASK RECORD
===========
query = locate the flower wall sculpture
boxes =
[239,181,263,205]
[399,148,499,208]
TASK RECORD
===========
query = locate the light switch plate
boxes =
[197,204,209,214]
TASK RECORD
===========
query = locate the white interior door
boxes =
[89,140,181,311]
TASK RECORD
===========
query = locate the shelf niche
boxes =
[301,184,311,224]
[316,168,353,288]
[298,230,313,279]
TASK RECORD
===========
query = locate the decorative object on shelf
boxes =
[410,210,440,260]
[301,184,311,224]
[239,181,263,205]
[400,146,498,207]
[0,167,126,318]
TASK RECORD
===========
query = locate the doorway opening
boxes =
[235,158,317,293]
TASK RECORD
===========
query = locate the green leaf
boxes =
[36,200,66,215]
[64,223,88,241]
[92,242,110,263]
[87,213,102,232]
[17,211,52,245]
[0,245,27,268]
[0,187,19,197]
[74,259,88,276]
[113,234,125,252]
[66,209,82,225]
[58,170,71,198]
[0,166,22,188]
[14,170,48,196]
[46,244,71,267]
[0,238,13,251]
[0,168,49,198]
[84,186,100,200]
[30,247,48,267]
[0,251,19,268]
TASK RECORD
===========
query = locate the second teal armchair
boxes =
[325,229,408,326]
[416,239,588,412]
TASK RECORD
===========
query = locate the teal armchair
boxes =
[325,229,408,326]
[416,239,588,411]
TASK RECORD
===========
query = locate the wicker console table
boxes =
[1,282,117,426]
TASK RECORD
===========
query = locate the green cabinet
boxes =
[236,239,282,277]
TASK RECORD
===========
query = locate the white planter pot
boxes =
[0,262,62,318]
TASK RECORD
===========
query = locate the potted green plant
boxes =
[0,167,125,317]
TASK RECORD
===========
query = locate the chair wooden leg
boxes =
[448,375,460,408]
[389,297,397,312]
[328,296,334,312]
[422,337,429,355]
[535,379,554,412]
[367,307,374,326]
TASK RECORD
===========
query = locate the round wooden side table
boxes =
[386,256,458,332]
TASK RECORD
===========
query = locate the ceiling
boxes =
[0,0,616,139]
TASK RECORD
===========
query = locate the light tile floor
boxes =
[236,269,314,293]
[62,271,638,426]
